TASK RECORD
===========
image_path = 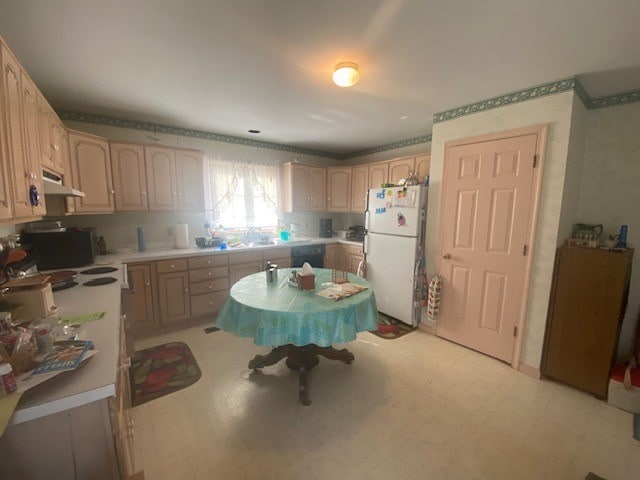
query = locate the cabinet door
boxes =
[128,264,156,333]
[175,149,204,211]
[50,117,65,174]
[157,271,190,323]
[324,244,340,269]
[350,165,368,212]
[309,166,326,211]
[338,245,350,271]
[327,167,352,212]
[110,143,148,211]
[291,164,310,210]
[145,146,177,211]
[369,162,388,189]
[348,254,363,275]
[69,132,114,212]
[60,130,75,214]
[2,45,30,218]
[229,262,263,286]
[415,153,430,184]
[36,94,54,171]
[388,157,415,185]
[21,75,46,217]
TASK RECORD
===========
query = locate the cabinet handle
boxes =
[170,264,175,268]
[173,192,177,196]
[207,260,211,264]
[142,190,147,195]
[178,192,183,196]
[110,189,115,194]
[209,302,213,306]
[208,272,212,276]
[184,288,189,292]
[146,282,151,287]
[208,285,212,289]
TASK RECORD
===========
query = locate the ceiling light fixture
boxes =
[332,62,359,88]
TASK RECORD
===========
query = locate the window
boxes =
[204,158,279,228]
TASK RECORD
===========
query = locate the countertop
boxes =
[9,263,125,426]
[117,237,364,263]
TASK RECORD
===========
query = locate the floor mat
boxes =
[129,342,201,406]
[369,313,415,339]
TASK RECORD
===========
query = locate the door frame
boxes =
[437,124,548,369]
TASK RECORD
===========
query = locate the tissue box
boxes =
[608,363,640,413]
[298,273,315,291]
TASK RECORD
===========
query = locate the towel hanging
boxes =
[426,274,442,321]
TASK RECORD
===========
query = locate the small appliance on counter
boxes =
[319,218,333,238]
[348,225,366,242]
[21,225,98,270]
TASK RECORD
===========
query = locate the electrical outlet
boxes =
[167,226,173,236]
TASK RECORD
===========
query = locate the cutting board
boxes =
[3,274,51,289]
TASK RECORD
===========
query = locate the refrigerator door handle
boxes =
[363,234,369,255]
[364,209,370,230]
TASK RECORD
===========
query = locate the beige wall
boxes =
[427,90,576,369]
[578,102,640,358]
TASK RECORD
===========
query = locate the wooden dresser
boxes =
[542,246,633,397]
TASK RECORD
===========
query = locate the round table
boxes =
[216,268,378,405]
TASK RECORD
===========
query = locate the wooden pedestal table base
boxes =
[248,344,355,406]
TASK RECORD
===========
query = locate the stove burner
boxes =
[52,281,79,292]
[81,267,119,275]
[83,277,118,287]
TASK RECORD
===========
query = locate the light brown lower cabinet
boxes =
[128,263,156,333]
[323,244,363,274]
[157,270,191,323]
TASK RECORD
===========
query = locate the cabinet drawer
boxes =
[347,245,363,256]
[265,247,291,261]
[190,278,229,295]
[188,254,228,270]
[191,291,227,317]
[272,258,291,268]
[156,258,187,273]
[189,266,228,283]
[229,251,263,265]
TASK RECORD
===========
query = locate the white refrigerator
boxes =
[364,185,428,326]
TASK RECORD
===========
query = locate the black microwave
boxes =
[21,228,98,270]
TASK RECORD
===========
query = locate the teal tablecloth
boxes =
[216,268,378,347]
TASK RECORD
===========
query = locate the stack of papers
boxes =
[316,283,368,301]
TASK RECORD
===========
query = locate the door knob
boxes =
[442,253,451,259]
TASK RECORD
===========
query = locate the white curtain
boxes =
[204,156,279,227]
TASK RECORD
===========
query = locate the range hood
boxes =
[42,174,85,197]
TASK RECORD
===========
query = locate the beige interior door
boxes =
[437,133,538,363]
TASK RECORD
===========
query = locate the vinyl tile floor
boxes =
[132,325,640,480]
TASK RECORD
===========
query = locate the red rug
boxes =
[129,342,201,406]
[370,313,415,339]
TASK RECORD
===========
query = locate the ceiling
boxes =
[0,0,639,156]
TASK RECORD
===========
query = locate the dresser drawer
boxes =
[188,254,228,270]
[190,278,229,295]
[190,291,227,317]
[228,251,263,265]
[156,258,188,273]
[189,266,228,283]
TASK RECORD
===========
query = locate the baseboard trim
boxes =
[518,362,541,379]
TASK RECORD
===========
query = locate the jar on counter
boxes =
[0,362,17,394]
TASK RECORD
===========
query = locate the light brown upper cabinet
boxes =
[280,163,326,212]
[36,94,54,172]
[350,164,369,212]
[369,162,388,189]
[1,44,31,219]
[145,146,178,211]
[21,74,46,217]
[110,142,148,211]
[327,167,352,212]
[175,149,204,211]
[69,131,115,213]
[415,153,431,184]
[60,129,75,214]
[388,157,415,185]
[50,117,66,174]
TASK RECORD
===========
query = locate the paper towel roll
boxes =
[175,224,189,249]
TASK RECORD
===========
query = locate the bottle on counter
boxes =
[97,236,107,255]
[0,362,17,394]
